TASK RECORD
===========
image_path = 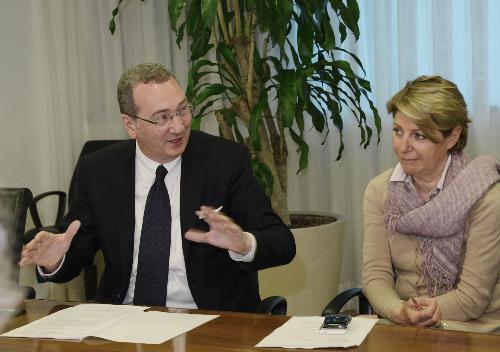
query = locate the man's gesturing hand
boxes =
[185,206,252,255]
[19,220,81,273]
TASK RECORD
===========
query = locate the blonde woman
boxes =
[362,76,500,334]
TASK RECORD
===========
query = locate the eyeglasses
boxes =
[129,104,193,127]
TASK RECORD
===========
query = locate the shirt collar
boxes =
[135,141,181,175]
[389,154,452,191]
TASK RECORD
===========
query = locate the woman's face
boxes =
[392,111,460,182]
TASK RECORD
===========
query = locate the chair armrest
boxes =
[321,288,372,316]
[28,191,66,228]
[256,296,287,315]
[21,285,36,300]
[11,286,36,317]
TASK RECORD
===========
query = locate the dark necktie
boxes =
[133,165,171,306]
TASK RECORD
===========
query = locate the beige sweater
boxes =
[362,169,500,334]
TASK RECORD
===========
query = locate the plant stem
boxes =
[217,0,231,43]
[246,9,256,105]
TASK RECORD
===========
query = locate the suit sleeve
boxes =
[36,156,99,284]
[226,145,295,271]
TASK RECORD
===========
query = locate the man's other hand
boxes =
[19,220,81,273]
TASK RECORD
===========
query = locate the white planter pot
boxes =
[259,211,345,316]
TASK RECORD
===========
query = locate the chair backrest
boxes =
[0,188,33,269]
[68,140,124,202]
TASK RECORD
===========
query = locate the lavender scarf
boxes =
[384,152,500,296]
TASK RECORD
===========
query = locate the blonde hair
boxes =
[117,63,176,117]
[387,75,471,152]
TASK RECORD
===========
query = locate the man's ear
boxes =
[121,114,137,139]
[446,127,462,150]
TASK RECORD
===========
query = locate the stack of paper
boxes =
[255,316,378,349]
[1,303,218,344]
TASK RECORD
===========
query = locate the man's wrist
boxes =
[229,233,257,262]
[237,233,252,255]
[42,263,60,274]
[38,256,66,277]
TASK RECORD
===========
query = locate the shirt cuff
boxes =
[37,255,66,278]
[228,232,257,262]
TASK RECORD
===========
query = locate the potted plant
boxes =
[110,0,380,224]
[110,0,380,315]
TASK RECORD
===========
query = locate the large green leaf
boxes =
[217,42,240,76]
[175,21,186,48]
[186,60,217,100]
[337,0,360,40]
[192,84,227,106]
[333,60,357,79]
[200,0,217,29]
[319,13,335,51]
[306,100,325,132]
[251,158,274,196]
[267,0,293,58]
[249,90,268,151]
[109,0,124,34]
[255,0,271,33]
[190,27,213,60]
[296,7,313,65]
[221,108,244,144]
[168,0,187,32]
[295,102,305,132]
[334,47,366,75]
[347,0,360,25]
[277,70,297,128]
[339,22,347,43]
[196,99,218,119]
[289,128,309,173]
[186,0,201,35]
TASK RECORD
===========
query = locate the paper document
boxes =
[255,316,378,349]
[1,303,218,344]
[93,311,218,344]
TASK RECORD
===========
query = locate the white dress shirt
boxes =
[122,142,257,307]
[122,144,196,308]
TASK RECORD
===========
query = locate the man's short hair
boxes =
[117,63,176,116]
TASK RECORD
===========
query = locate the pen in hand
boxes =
[198,206,223,219]
[411,297,423,311]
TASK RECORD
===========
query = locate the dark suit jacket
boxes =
[38,130,295,312]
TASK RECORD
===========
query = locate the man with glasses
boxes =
[21,63,295,312]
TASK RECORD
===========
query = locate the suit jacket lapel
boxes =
[180,131,206,259]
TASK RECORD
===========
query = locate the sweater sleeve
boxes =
[362,172,405,319]
[436,183,500,320]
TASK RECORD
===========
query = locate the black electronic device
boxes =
[319,314,352,334]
